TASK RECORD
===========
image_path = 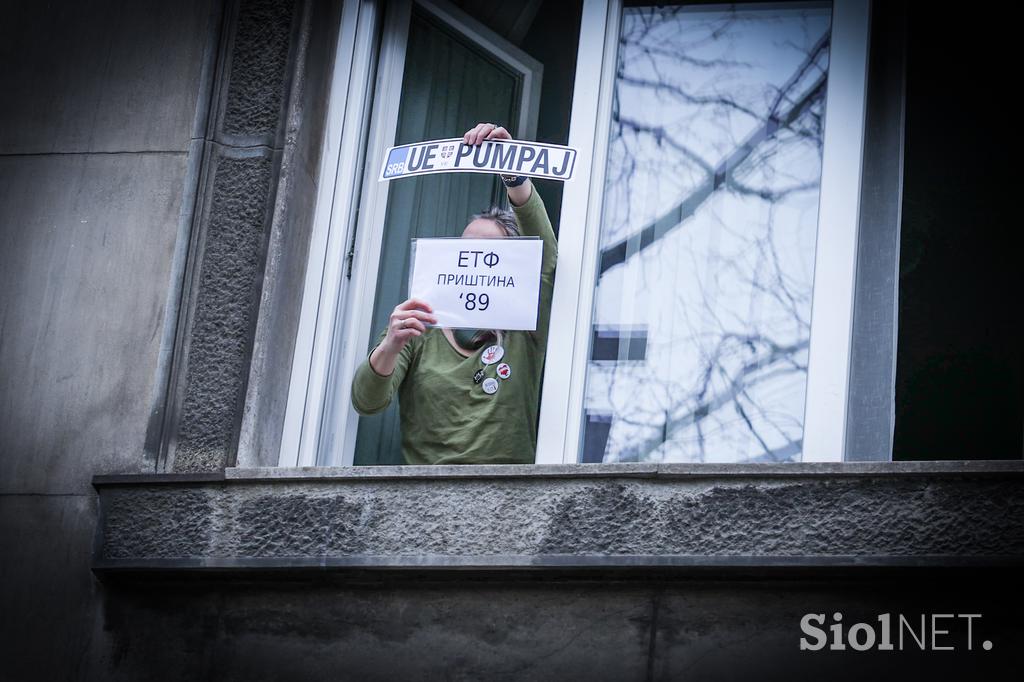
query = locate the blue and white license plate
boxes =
[379,138,577,182]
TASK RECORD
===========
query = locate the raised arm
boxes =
[462,123,533,208]
[463,123,558,345]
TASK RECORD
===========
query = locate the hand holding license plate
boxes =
[380,138,578,182]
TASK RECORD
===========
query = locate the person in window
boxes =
[351,122,557,465]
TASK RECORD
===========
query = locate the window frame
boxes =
[279,0,382,468]
[280,0,875,468]
[279,0,542,467]
[536,0,872,464]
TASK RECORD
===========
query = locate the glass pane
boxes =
[581,2,832,463]
[352,11,522,465]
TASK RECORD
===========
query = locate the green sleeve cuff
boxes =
[351,355,396,415]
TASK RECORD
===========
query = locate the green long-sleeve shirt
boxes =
[351,187,557,464]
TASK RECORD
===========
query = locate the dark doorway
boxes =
[894,8,1022,459]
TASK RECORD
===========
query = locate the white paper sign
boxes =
[409,238,544,330]
[380,138,577,182]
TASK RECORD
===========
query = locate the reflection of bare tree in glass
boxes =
[588,6,831,462]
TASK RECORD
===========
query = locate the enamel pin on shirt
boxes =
[481,344,504,365]
[482,377,499,395]
[473,368,485,384]
[496,362,511,380]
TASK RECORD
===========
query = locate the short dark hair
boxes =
[471,206,520,237]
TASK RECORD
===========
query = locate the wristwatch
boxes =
[500,174,526,187]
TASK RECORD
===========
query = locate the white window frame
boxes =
[281,0,871,468]
[535,0,872,464]
[278,0,381,468]
[279,0,542,467]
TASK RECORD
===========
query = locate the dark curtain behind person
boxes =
[354,11,523,465]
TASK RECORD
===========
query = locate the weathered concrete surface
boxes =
[0,0,215,154]
[87,572,1023,681]
[169,147,278,473]
[88,580,653,681]
[648,577,1022,680]
[217,0,297,145]
[167,0,314,473]
[95,463,1024,569]
[89,460,1024,680]
[0,152,191,494]
[0,494,102,682]
[0,3,216,681]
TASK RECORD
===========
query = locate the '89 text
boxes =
[458,292,490,311]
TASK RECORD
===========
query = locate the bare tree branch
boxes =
[599,49,828,277]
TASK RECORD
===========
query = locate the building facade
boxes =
[1,0,1022,679]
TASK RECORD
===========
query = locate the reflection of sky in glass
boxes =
[583,3,831,463]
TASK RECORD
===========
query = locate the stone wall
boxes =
[95,463,1024,570]
[91,462,1024,680]
[91,571,1024,680]
[0,2,219,680]
[0,1,340,678]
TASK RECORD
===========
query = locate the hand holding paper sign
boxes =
[369,298,436,376]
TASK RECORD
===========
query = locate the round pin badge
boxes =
[482,377,499,395]
[473,368,485,384]
[496,362,511,380]
[481,344,504,365]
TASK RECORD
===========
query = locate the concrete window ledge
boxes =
[92,462,1024,575]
